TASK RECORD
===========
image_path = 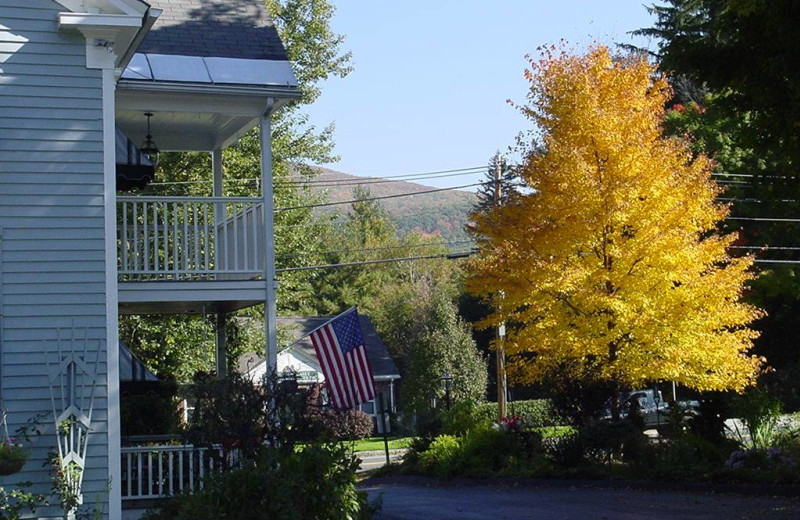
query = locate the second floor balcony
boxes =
[117,195,270,314]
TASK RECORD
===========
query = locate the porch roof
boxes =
[136,0,288,61]
[115,0,299,151]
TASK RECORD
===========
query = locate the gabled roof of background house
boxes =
[238,315,401,380]
[137,0,288,61]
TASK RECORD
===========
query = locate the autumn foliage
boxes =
[467,46,763,397]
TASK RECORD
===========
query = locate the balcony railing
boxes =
[117,196,265,281]
[120,443,232,500]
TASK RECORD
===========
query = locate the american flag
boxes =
[310,308,376,410]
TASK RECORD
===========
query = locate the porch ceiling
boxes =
[115,82,298,151]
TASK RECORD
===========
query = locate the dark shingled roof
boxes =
[139,0,288,61]
[238,315,401,379]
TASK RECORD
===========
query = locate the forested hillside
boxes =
[309,168,477,243]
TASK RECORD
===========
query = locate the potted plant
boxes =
[0,437,27,476]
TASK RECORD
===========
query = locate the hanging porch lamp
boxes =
[139,112,160,168]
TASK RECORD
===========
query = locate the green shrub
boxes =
[417,435,460,476]
[0,484,45,520]
[441,400,490,436]
[413,426,544,477]
[476,400,562,428]
[458,427,541,475]
[543,420,646,467]
[143,443,375,520]
[731,388,783,450]
[638,433,735,480]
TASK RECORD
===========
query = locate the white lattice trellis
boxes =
[46,326,102,514]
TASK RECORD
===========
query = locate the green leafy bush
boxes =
[441,400,490,436]
[143,443,376,520]
[476,400,562,428]
[416,435,460,476]
[731,388,783,450]
[0,483,45,520]
[413,426,543,477]
[638,433,735,480]
[543,420,646,466]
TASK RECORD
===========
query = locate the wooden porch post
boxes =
[215,311,227,378]
[260,100,278,374]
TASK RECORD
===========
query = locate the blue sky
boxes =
[305,1,659,189]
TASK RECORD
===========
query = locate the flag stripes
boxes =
[310,308,376,410]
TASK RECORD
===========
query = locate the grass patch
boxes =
[352,436,412,452]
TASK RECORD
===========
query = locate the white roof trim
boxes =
[121,53,299,88]
[58,13,143,32]
[54,0,149,16]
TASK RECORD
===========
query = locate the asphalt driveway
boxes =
[361,477,800,519]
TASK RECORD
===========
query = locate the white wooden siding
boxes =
[0,1,111,517]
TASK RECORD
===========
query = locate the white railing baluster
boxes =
[193,203,200,275]
[172,202,179,278]
[132,203,139,273]
[162,201,169,278]
[122,203,128,272]
[203,204,210,272]
[153,202,159,273]
[250,205,259,273]
[242,203,249,271]
[158,449,163,497]
[198,448,205,489]
[178,449,184,493]
[231,201,239,270]
[117,196,264,281]
[125,451,131,498]
[143,202,149,274]
[169,450,174,496]
[182,202,189,275]
[137,452,142,498]
[188,451,195,492]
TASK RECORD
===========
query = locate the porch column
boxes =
[212,148,224,270]
[260,100,278,373]
[215,311,227,378]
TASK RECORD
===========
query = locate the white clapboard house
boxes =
[240,315,402,432]
[0,1,297,518]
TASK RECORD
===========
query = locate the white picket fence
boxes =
[120,444,230,500]
[117,196,265,281]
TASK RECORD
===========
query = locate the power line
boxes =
[274,170,484,188]
[276,250,476,272]
[275,181,487,212]
[753,259,800,265]
[309,240,475,257]
[731,245,800,251]
[727,216,800,223]
[148,165,486,188]
[288,165,485,182]
[275,206,477,229]
[275,167,486,187]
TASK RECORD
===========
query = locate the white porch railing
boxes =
[120,444,229,500]
[117,196,265,281]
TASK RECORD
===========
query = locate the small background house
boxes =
[239,315,401,433]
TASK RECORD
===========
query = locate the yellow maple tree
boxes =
[467,46,763,411]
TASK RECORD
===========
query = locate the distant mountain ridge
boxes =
[308,167,477,243]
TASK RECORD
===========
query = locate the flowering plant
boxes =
[0,438,27,476]
[50,453,83,515]
[499,415,525,433]
[0,411,43,476]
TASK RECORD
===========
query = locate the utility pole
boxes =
[493,153,508,421]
